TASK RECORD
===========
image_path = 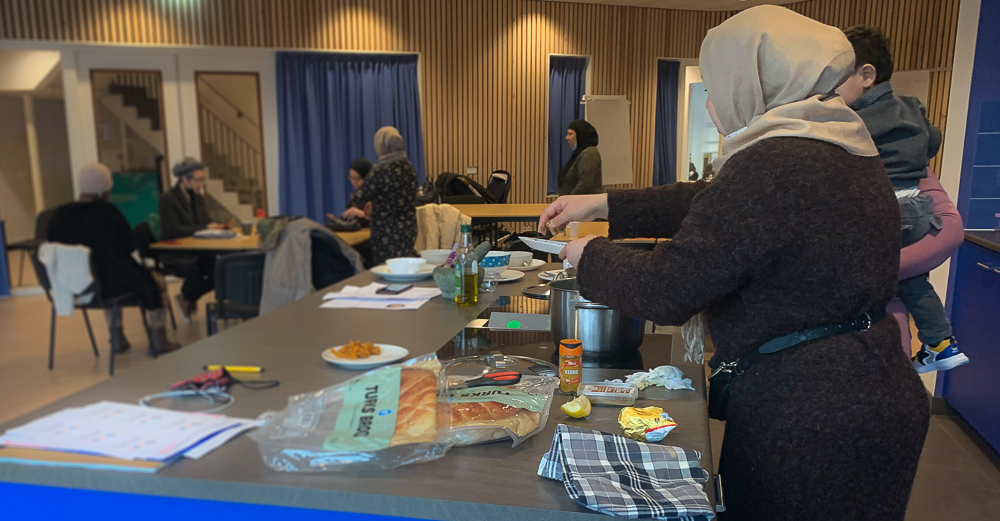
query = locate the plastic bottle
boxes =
[454,224,478,307]
[559,339,583,393]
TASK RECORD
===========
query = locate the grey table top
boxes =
[0,265,713,521]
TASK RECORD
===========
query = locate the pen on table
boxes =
[204,365,264,373]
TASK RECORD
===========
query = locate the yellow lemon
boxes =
[561,395,592,418]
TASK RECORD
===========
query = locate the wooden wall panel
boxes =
[0,0,961,200]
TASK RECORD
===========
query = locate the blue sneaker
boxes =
[912,338,969,373]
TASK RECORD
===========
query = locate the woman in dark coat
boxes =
[557,119,603,195]
[539,6,928,521]
[355,127,417,265]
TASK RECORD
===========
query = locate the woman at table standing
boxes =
[539,6,928,521]
[557,119,603,195]
[354,127,417,265]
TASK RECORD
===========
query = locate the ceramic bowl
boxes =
[420,249,453,266]
[386,257,426,274]
[508,251,532,267]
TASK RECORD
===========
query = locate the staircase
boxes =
[102,74,261,221]
[198,106,264,221]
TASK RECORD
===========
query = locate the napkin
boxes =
[538,424,714,520]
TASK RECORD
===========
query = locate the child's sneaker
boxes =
[912,338,969,373]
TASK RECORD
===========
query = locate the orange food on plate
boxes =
[331,340,382,359]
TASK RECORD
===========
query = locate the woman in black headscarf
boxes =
[335,157,373,221]
[557,119,603,195]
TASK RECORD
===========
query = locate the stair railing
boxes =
[198,105,265,215]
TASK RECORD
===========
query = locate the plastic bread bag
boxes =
[251,355,453,472]
[442,375,558,447]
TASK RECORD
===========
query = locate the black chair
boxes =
[486,170,511,204]
[134,222,177,330]
[206,252,265,336]
[30,244,154,376]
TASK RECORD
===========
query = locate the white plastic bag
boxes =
[251,355,452,472]
[444,375,558,447]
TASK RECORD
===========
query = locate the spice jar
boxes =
[559,339,583,393]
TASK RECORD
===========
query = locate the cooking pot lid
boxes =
[443,351,558,378]
[522,285,550,300]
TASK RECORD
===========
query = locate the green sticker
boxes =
[324,366,402,452]
[447,386,548,413]
[507,320,521,329]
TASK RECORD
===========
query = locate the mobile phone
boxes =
[377,284,413,295]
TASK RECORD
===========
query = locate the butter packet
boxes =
[618,406,677,443]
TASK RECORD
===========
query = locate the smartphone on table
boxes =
[377,284,413,295]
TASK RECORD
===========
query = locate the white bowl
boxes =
[386,257,426,274]
[508,251,532,267]
[420,249,452,266]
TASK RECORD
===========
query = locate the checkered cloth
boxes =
[538,424,714,520]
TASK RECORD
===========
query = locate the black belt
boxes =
[713,307,887,376]
[707,308,885,421]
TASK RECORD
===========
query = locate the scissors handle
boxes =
[452,371,522,389]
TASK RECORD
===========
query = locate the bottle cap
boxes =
[461,224,472,233]
[559,339,583,356]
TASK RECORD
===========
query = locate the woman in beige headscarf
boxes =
[355,126,418,264]
[539,6,928,520]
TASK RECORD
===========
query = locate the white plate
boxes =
[193,229,237,239]
[538,269,573,282]
[494,270,525,283]
[322,343,409,370]
[520,237,566,255]
[371,264,435,282]
[507,258,545,272]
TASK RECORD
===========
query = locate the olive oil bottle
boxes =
[455,224,478,306]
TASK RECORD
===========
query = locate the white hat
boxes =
[78,163,113,195]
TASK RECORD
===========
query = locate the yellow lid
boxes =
[559,339,583,356]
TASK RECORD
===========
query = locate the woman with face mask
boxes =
[557,119,603,195]
[538,6,928,520]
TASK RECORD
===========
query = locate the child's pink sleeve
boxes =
[899,173,964,280]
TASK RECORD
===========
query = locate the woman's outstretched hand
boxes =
[537,194,609,235]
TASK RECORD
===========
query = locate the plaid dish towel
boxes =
[538,424,714,521]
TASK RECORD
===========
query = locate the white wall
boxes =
[0,96,34,242]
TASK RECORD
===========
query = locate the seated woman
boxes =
[557,119,603,195]
[47,163,179,355]
[353,127,418,265]
[328,157,373,223]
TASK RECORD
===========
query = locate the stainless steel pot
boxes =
[548,278,646,356]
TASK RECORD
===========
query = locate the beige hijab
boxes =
[373,126,408,168]
[699,5,877,171]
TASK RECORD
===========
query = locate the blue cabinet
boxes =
[943,241,1000,453]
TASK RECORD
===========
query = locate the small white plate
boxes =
[507,259,545,272]
[495,270,525,283]
[371,264,435,282]
[520,237,566,255]
[322,343,409,370]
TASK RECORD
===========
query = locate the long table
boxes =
[549,222,665,245]
[451,204,551,246]
[150,229,371,253]
[0,266,713,520]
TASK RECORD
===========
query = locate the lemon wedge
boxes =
[561,395,592,418]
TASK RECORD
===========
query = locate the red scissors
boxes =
[450,371,522,389]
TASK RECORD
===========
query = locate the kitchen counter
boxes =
[0,266,713,520]
[964,230,1000,254]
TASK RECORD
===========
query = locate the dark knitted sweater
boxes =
[578,137,929,521]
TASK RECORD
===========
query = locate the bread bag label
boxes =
[446,386,547,413]
[324,366,401,451]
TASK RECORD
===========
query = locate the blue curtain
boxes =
[277,52,426,220]
[548,56,588,195]
[653,60,680,186]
